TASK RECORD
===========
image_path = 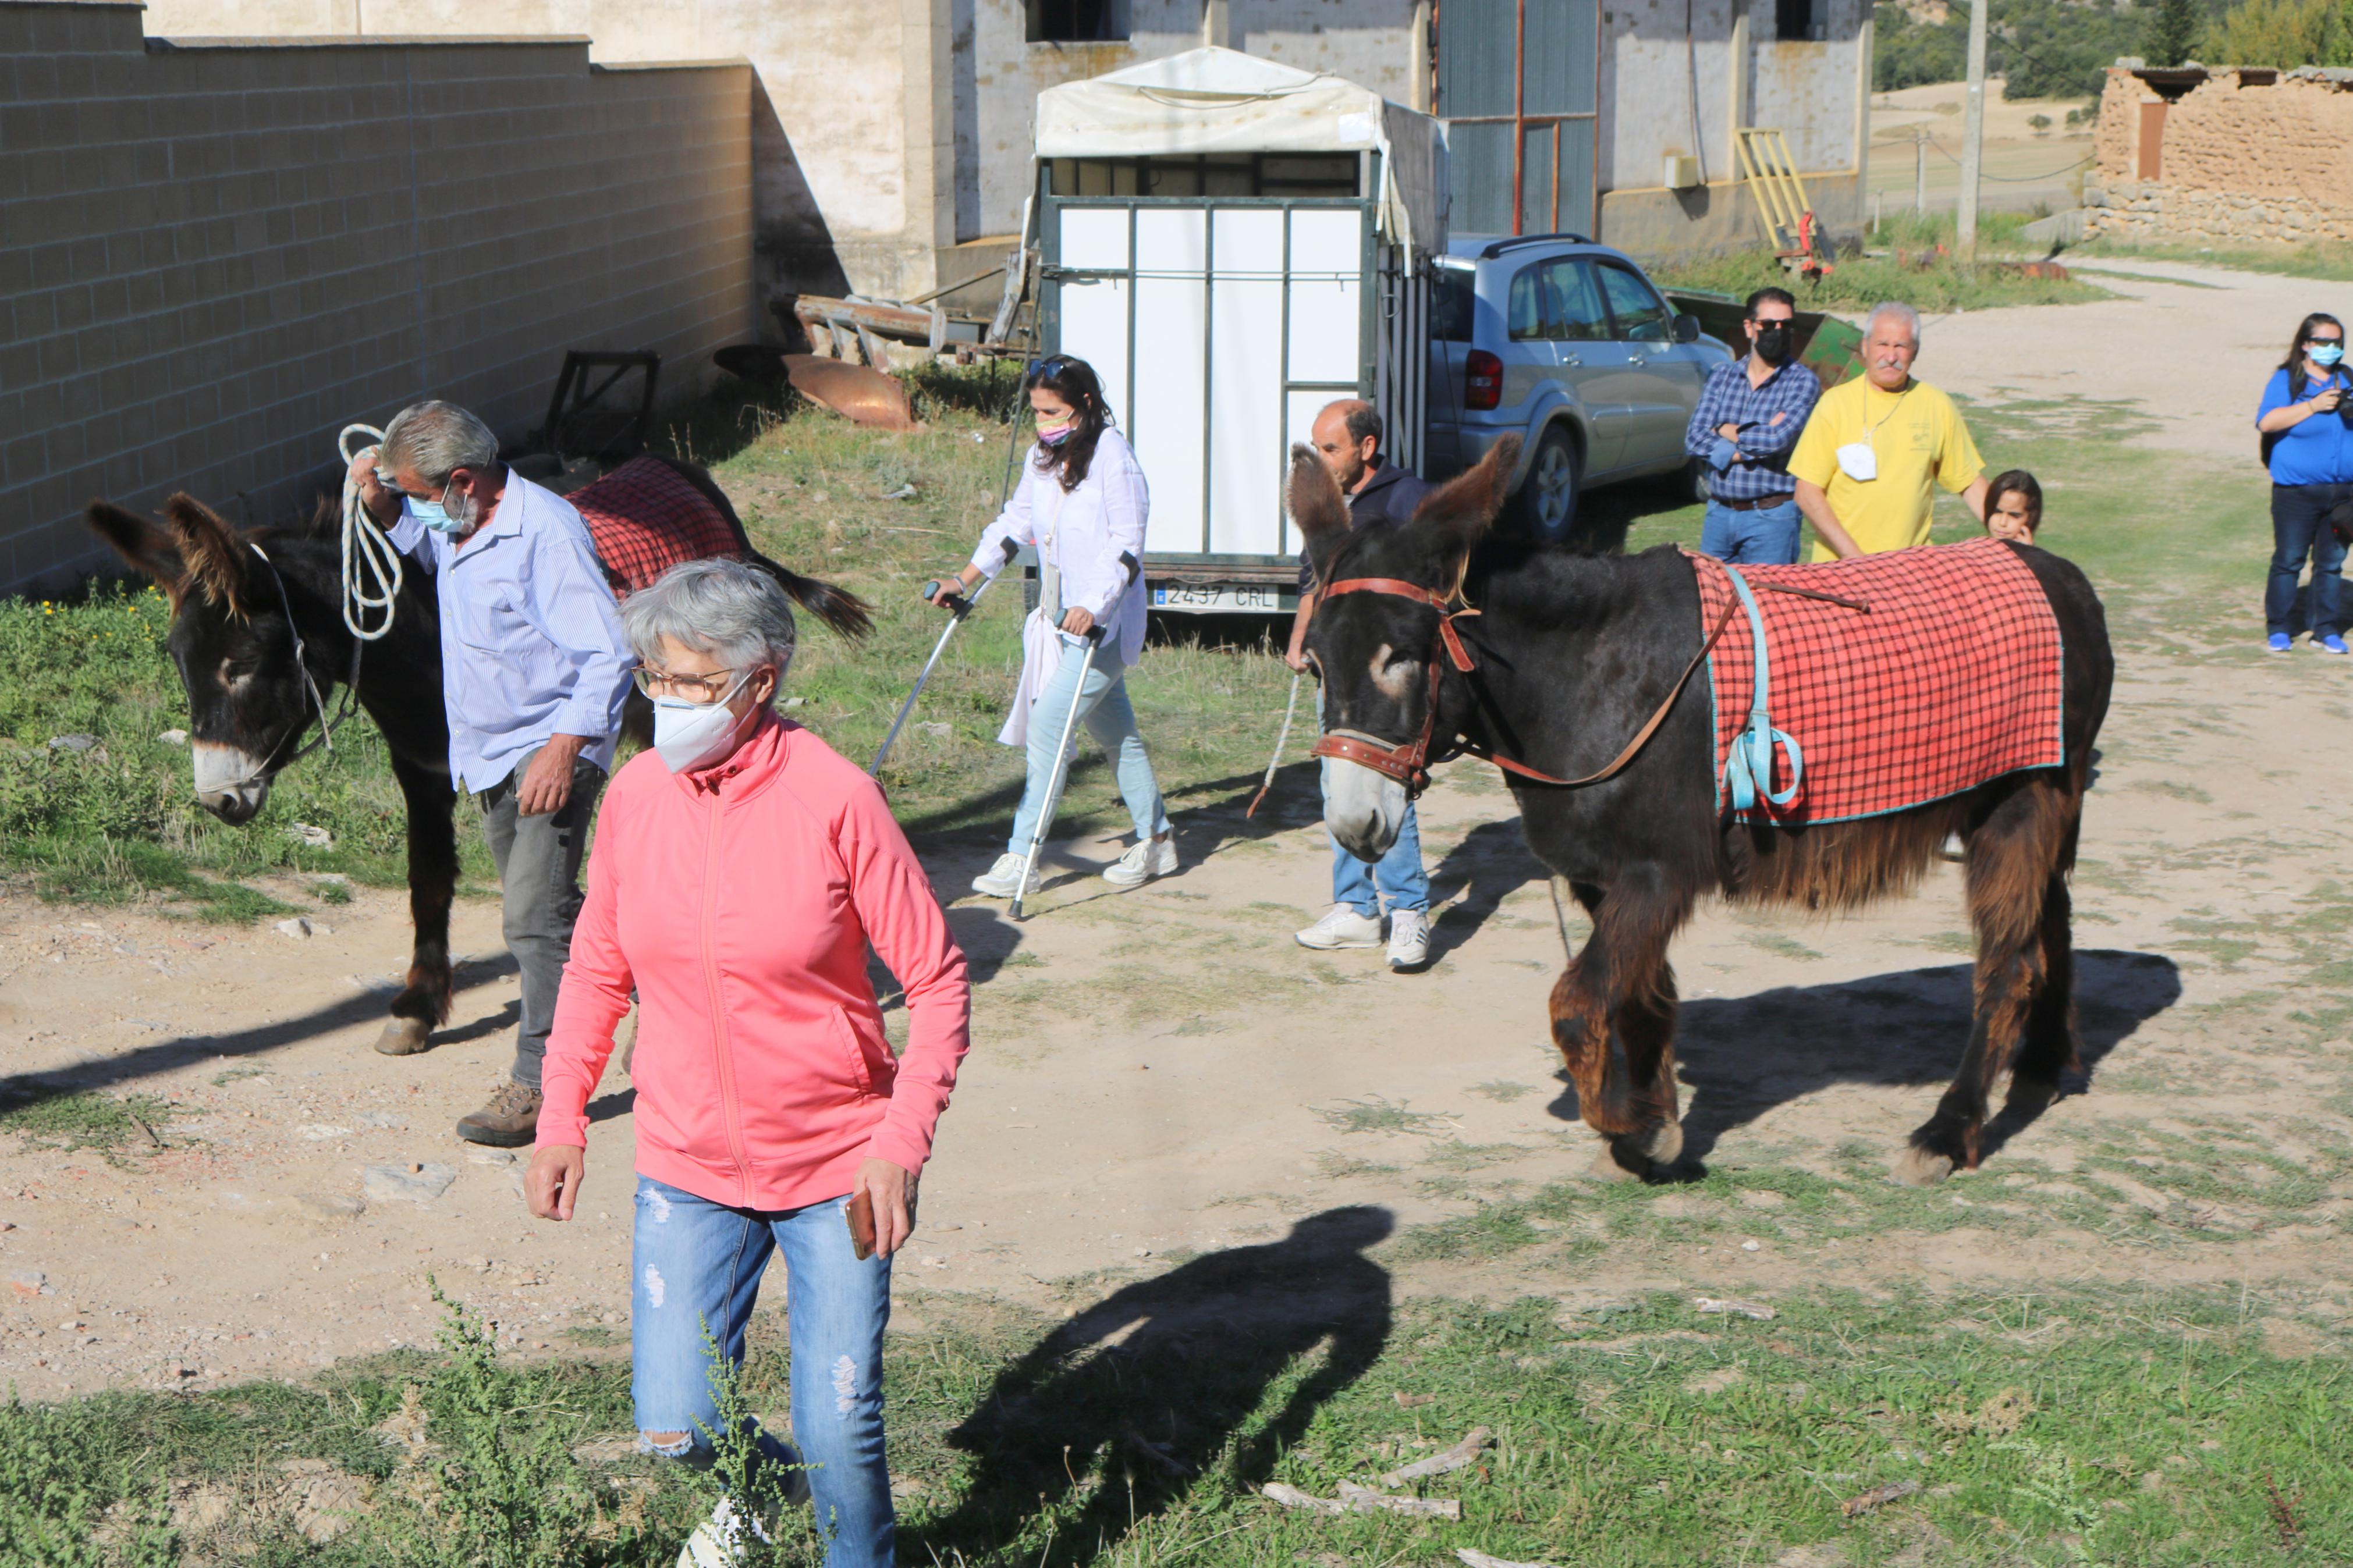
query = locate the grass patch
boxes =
[0,1090,173,1152]
[15,1278,2343,1566]
[1656,232,2111,314]
[2069,236,2353,283]
[1313,1096,1457,1137]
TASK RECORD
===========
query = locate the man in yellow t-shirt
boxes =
[1788,301,1989,561]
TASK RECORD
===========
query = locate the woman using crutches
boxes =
[928,355,1176,898]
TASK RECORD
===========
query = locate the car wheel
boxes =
[1507,426,1582,542]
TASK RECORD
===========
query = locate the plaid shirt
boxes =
[1684,355,1821,502]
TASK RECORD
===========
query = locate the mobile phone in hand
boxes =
[845,1190,877,1261]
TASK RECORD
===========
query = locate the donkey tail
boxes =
[751,552,875,641]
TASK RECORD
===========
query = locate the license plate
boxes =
[1150,583,1282,613]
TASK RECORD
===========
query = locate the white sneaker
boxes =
[677,1496,768,1568]
[971,852,1027,898]
[1387,906,1431,970]
[1294,904,1383,950]
[1103,836,1179,887]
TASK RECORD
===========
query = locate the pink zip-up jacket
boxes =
[535,712,970,1210]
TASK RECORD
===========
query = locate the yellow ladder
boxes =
[1734,127,1816,257]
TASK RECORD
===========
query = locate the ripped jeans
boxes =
[630,1176,894,1568]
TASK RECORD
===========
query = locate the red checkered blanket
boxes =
[569,456,744,599]
[1687,538,2065,823]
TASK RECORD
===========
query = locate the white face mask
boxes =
[651,671,757,773]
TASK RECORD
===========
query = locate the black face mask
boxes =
[1752,323,1793,364]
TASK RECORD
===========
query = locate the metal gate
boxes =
[1042,176,1429,573]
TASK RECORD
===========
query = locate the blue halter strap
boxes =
[1719,563,1804,815]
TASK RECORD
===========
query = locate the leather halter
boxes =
[1308,573,1739,799]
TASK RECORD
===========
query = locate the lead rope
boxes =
[336,424,404,641]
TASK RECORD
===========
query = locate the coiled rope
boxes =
[336,423,405,641]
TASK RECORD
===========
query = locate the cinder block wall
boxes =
[0,0,754,594]
[2086,66,2353,248]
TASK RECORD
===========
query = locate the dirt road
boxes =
[3,261,2349,1400]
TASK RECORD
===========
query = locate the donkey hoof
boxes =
[1891,1146,1955,1187]
[373,1017,434,1057]
[1586,1140,1651,1183]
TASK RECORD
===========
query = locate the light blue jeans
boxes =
[1699,496,1804,564]
[630,1176,893,1568]
[1006,634,1170,856]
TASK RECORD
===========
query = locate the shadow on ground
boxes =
[1541,950,2184,1170]
[912,1206,1393,1567]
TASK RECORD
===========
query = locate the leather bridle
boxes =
[1308,574,1740,799]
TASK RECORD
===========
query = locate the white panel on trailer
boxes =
[1208,208,1286,556]
[1055,207,1133,444]
[1284,389,1334,497]
[1286,209,1361,386]
[1131,208,1209,554]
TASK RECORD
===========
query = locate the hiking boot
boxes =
[1102,835,1179,888]
[1386,906,1431,970]
[455,1079,542,1148]
[1294,904,1382,950]
[971,852,1028,898]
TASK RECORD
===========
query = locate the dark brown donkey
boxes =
[1294,439,2114,1184]
[88,460,868,1055]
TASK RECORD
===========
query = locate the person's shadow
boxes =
[913,1206,1394,1566]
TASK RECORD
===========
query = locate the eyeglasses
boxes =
[631,665,745,703]
[1025,354,1076,382]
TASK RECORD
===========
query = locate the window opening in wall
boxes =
[1435,0,1600,236]
[1775,0,1823,42]
[1028,0,1130,42]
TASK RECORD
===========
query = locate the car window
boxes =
[1598,263,1673,342]
[1546,258,1612,342]
[1507,257,1609,342]
[1432,265,1475,343]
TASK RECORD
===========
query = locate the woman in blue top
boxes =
[2256,312,2353,653]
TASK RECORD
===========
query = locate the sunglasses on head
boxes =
[1025,355,1077,382]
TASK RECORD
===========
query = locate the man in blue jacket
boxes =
[1283,400,1436,970]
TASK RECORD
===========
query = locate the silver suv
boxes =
[1426,234,1731,538]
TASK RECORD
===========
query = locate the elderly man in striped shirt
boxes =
[1684,286,1820,564]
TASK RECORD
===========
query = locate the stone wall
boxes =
[0,0,754,594]
[2085,63,2353,247]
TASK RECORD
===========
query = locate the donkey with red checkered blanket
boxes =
[1293,437,2113,1186]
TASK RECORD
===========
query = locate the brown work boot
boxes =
[455,1079,543,1148]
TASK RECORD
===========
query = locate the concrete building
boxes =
[133,0,1874,314]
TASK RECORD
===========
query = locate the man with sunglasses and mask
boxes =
[349,400,634,1146]
[1684,287,1820,564]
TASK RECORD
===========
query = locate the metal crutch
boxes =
[1009,552,1141,921]
[869,537,1021,777]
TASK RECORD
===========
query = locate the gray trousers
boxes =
[478,747,606,1091]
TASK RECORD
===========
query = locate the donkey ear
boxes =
[1287,443,1350,575]
[1412,434,1522,549]
[87,500,188,600]
[160,493,250,616]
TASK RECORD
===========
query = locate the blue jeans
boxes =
[1699,496,1804,564]
[1007,634,1170,855]
[631,1177,894,1568]
[2267,482,2352,638]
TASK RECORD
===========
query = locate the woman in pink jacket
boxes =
[524,559,970,1568]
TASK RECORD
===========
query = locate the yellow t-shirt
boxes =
[1786,377,1985,561]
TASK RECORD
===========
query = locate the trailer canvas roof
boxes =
[1034,47,1447,257]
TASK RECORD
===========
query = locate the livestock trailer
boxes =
[1030,48,1447,618]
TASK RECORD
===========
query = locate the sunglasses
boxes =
[1025,354,1077,382]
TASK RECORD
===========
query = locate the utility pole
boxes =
[1956,0,1989,262]
[1915,130,1926,216]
